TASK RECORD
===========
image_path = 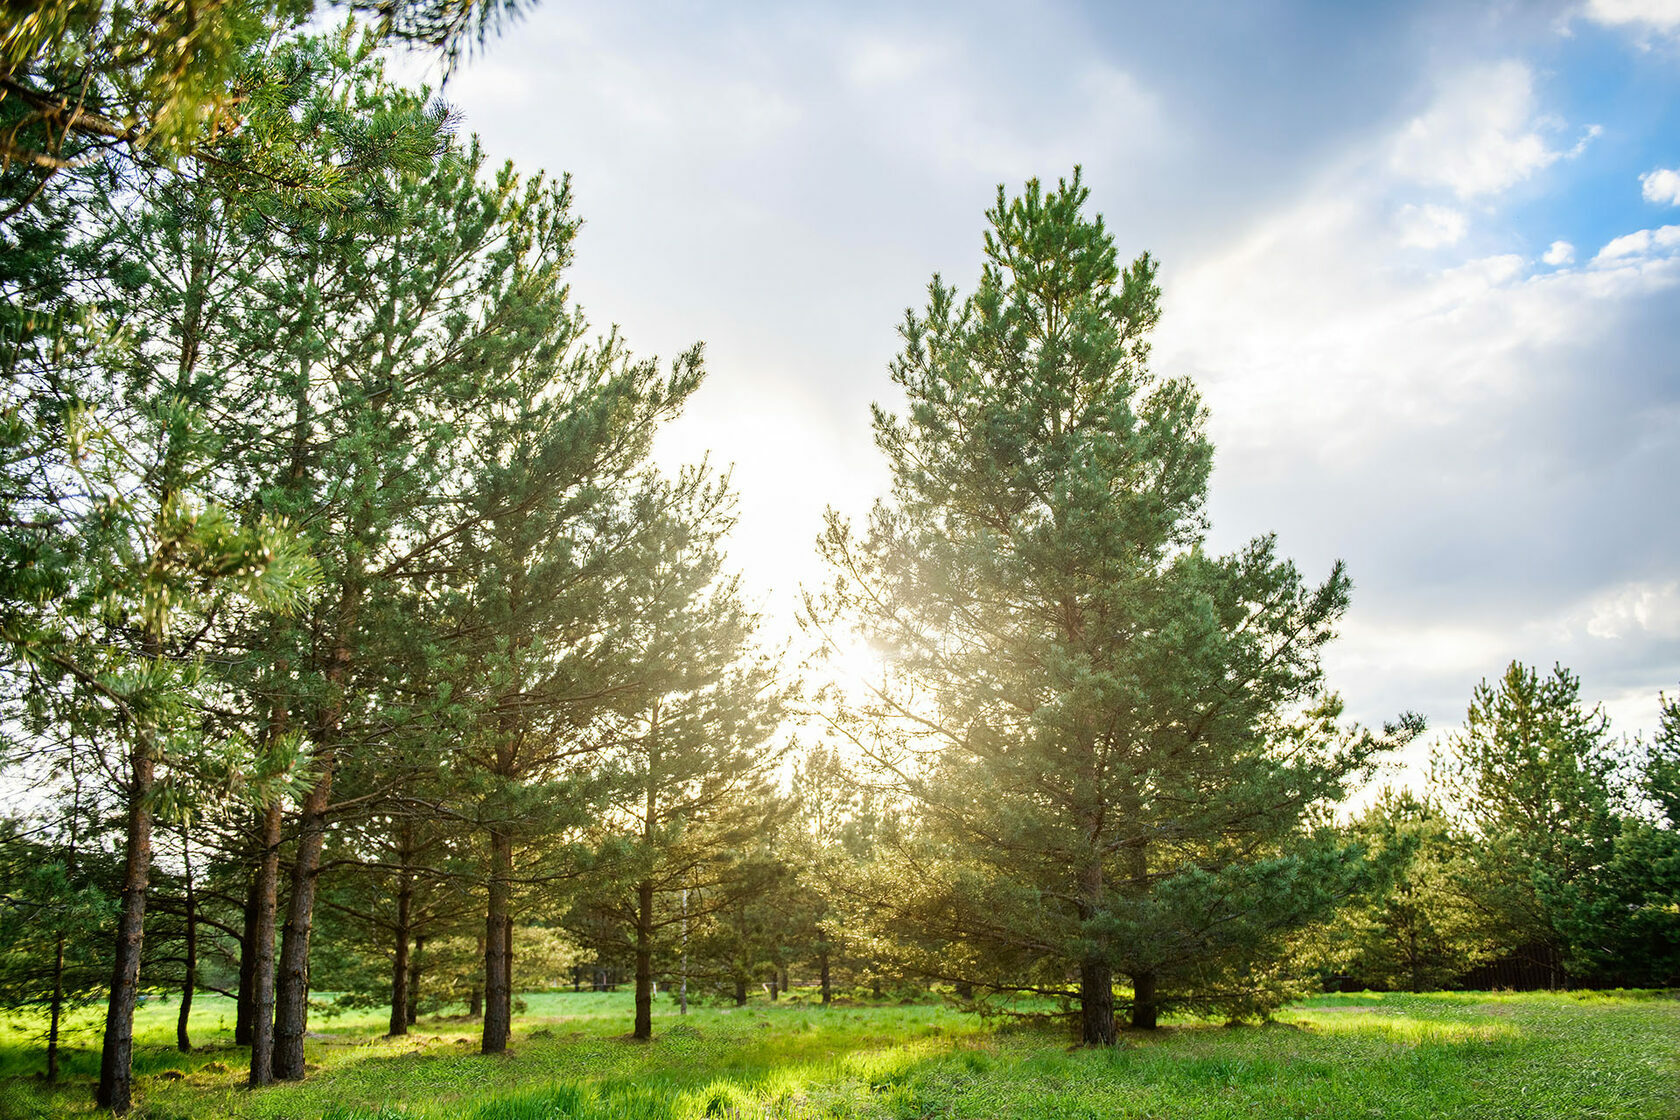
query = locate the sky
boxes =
[399,0,1680,783]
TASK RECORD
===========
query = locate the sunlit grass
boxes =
[0,988,1674,1119]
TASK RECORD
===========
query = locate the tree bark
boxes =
[271,762,333,1080]
[272,586,356,1081]
[1080,957,1117,1044]
[96,741,154,1113]
[235,871,259,1047]
[1129,971,1158,1031]
[481,827,514,1053]
[388,870,411,1036]
[633,879,654,1040]
[176,845,197,1052]
[819,949,831,1006]
[1077,843,1117,1045]
[248,798,284,1086]
[734,977,747,1006]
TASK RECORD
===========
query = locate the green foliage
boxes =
[1539,692,1680,986]
[1434,662,1620,969]
[813,169,1417,1031]
[0,0,517,196]
[0,817,115,1034]
[1321,789,1496,992]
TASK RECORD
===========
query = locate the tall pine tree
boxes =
[814,171,1412,1043]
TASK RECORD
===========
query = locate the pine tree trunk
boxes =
[1129,971,1158,1031]
[177,877,196,1052]
[235,871,259,1047]
[1122,818,1156,1032]
[271,766,332,1080]
[388,873,411,1036]
[634,879,655,1040]
[481,827,514,1053]
[248,798,284,1086]
[96,741,154,1114]
[273,595,355,1081]
[819,949,831,1006]
[734,977,746,1006]
[1080,957,1117,1044]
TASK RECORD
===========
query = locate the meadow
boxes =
[0,988,1674,1120]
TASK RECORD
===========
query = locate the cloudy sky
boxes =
[404,0,1680,779]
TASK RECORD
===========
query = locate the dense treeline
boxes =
[2,9,1677,1116]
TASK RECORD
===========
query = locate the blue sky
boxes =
[402,0,1680,780]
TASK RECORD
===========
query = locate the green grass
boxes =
[1,988,1675,1119]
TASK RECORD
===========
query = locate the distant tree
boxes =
[1541,691,1680,986]
[813,170,1413,1042]
[1327,789,1493,992]
[785,742,893,1005]
[1436,662,1619,984]
[685,850,800,1007]
[0,785,116,1081]
[434,259,703,1056]
[581,473,790,1040]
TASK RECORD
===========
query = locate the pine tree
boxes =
[1437,661,1619,984]
[430,252,704,1055]
[581,473,790,1039]
[814,171,1411,1042]
[1329,789,1493,991]
[1540,690,1680,986]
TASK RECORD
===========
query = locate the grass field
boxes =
[1,988,1675,1119]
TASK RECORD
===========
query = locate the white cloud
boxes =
[1642,168,1680,206]
[844,38,940,89]
[1594,223,1680,262]
[1583,0,1680,34]
[1396,203,1468,248]
[1543,240,1576,265]
[1584,581,1680,639]
[1388,61,1589,199]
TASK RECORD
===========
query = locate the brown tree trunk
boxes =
[270,760,333,1080]
[248,798,284,1086]
[388,871,411,1036]
[96,742,154,1114]
[235,870,259,1047]
[634,879,655,1040]
[1129,970,1158,1031]
[272,592,355,1081]
[1080,957,1117,1044]
[1077,847,1116,1045]
[177,851,196,1052]
[734,977,747,1006]
[481,827,514,1053]
[819,949,831,1006]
